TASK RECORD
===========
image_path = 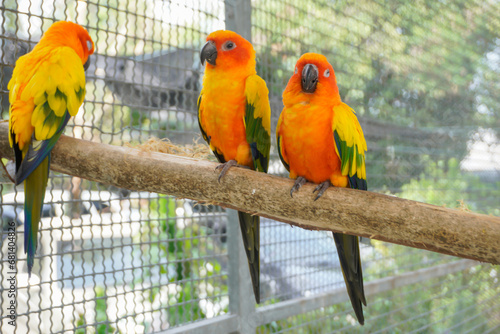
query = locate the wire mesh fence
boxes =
[257,264,500,334]
[1,0,499,333]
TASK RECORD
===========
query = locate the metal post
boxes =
[224,0,252,42]
[224,1,257,332]
[227,209,257,333]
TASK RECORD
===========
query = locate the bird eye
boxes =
[295,67,298,74]
[324,69,330,77]
[222,41,236,51]
[87,40,93,51]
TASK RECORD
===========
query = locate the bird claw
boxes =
[290,176,307,198]
[313,180,332,201]
[215,160,238,183]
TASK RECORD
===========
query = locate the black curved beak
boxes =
[301,64,318,93]
[84,57,91,72]
[200,41,217,66]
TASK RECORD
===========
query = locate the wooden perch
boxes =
[0,122,499,265]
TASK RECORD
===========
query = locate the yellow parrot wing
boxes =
[10,46,86,184]
[244,74,271,173]
[276,110,290,172]
[332,102,368,190]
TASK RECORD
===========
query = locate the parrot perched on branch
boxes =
[276,53,368,324]
[8,21,94,275]
[198,30,271,303]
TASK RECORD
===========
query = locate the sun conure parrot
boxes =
[8,21,94,275]
[276,53,368,324]
[198,30,271,303]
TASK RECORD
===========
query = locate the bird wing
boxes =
[276,110,290,172]
[332,102,367,191]
[9,47,86,184]
[243,74,271,173]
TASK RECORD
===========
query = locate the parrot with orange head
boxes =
[8,21,94,275]
[277,53,368,324]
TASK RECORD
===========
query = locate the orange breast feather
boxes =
[200,78,253,167]
[280,103,348,187]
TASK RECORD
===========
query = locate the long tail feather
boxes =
[24,156,49,275]
[238,211,260,303]
[333,232,366,325]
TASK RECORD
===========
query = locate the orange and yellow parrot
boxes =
[198,30,271,303]
[276,53,368,324]
[8,21,94,275]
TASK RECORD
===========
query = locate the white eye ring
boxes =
[295,67,298,74]
[87,40,93,51]
[222,41,236,51]
[324,69,330,77]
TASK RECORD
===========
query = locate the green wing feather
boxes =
[332,103,367,190]
[331,102,368,324]
[244,75,271,173]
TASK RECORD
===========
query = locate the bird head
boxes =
[283,53,340,105]
[38,21,95,70]
[200,30,256,74]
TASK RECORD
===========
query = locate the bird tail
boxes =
[333,232,367,325]
[238,211,260,303]
[24,156,49,275]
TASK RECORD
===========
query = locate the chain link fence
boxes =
[1,0,499,333]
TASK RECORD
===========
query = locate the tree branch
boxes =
[1,122,499,264]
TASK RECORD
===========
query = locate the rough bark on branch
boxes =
[0,122,499,264]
